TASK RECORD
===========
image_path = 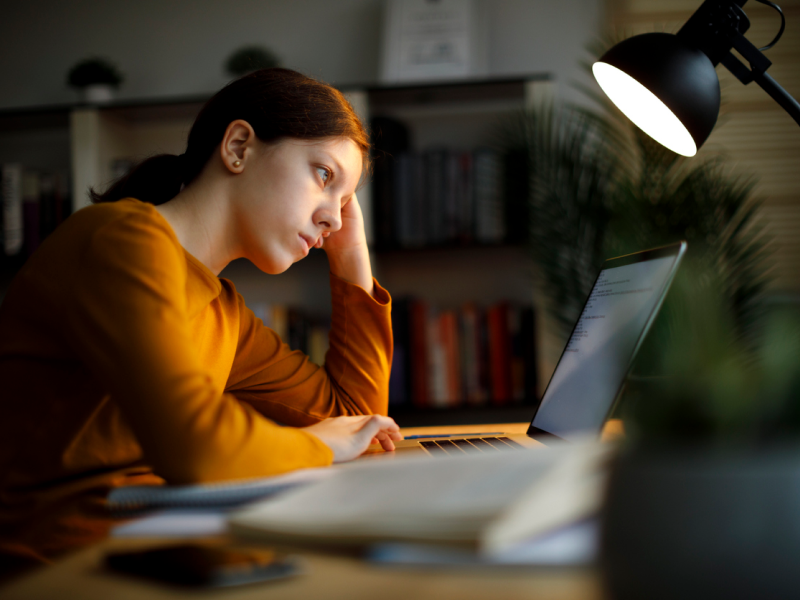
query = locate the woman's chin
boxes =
[254,257,293,275]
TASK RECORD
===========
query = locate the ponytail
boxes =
[91,154,186,205]
[91,68,370,205]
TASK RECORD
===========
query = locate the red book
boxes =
[487,303,512,405]
[409,300,430,408]
[440,311,462,407]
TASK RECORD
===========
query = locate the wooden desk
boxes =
[0,423,609,600]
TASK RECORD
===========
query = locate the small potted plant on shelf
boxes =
[224,45,280,77]
[67,57,124,104]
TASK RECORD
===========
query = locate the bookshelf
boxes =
[0,105,72,295]
[0,76,560,426]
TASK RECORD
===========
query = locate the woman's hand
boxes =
[314,193,375,296]
[316,192,367,256]
[302,415,402,462]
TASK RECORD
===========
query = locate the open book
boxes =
[228,441,614,556]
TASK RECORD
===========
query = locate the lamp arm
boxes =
[719,30,800,127]
[751,72,800,126]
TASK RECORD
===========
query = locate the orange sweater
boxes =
[0,198,392,569]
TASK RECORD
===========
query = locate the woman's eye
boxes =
[316,166,330,184]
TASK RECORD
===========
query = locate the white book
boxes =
[229,441,614,556]
[2,163,23,255]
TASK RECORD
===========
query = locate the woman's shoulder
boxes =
[59,198,179,249]
[68,197,164,228]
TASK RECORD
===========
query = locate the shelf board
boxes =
[0,106,70,133]
[389,404,537,427]
[372,241,527,256]
[0,75,551,128]
[364,74,550,108]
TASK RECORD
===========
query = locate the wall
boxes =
[0,0,603,109]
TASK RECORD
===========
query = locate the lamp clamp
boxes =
[677,0,800,125]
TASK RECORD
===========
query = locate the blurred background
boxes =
[0,0,798,428]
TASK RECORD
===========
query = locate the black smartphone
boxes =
[105,541,301,587]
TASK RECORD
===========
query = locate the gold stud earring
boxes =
[233,160,241,167]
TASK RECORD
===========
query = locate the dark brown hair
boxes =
[92,68,370,205]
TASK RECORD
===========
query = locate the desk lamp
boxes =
[592,0,800,157]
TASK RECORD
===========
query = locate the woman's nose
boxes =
[317,203,342,232]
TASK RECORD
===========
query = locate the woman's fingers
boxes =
[355,415,399,451]
[302,415,401,461]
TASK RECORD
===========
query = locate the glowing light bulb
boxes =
[592,62,697,157]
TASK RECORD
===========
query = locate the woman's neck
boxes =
[155,176,240,276]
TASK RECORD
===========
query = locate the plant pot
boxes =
[81,84,116,104]
[600,445,800,599]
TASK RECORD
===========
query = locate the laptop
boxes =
[379,242,687,458]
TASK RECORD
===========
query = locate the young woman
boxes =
[0,68,400,576]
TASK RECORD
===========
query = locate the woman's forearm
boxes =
[326,244,375,297]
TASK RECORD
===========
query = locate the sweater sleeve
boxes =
[225,273,393,426]
[64,211,333,484]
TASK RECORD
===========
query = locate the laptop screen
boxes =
[529,243,685,442]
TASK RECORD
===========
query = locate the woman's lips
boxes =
[299,234,310,255]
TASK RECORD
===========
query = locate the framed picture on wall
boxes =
[380,0,488,83]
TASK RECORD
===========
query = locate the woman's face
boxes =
[233,136,363,274]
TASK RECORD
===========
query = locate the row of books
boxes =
[390,299,538,408]
[248,302,331,368]
[369,116,529,251]
[373,147,524,250]
[1,163,72,258]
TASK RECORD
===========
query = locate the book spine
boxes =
[461,303,487,406]
[443,151,459,243]
[2,163,23,256]
[39,173,56,242]
[427,308,447,407]
[409,300,430,408]
[521,306,538,403]
[410,153,427,247]
[270,305,289,345]
[474,149,505,244]
[397,152,409,247]
[308,322,330,367]
[503,149,530,243]
[457,151,474,244]
[389,298,411,406]
[487,303,512,404]
[508,305,526,404]
[440,310,461,406]
[22,170,41,257]
[425,149,446,245]
[288,308,308,355]
[54,169,71,225]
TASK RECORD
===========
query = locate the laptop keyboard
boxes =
[419,437,525,456]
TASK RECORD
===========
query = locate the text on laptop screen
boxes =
[531,255,677,441]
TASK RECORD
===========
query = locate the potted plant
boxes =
[600,279,800,599]
[224,45,280,78]
[67,57,124,104]
[496,68,800,596]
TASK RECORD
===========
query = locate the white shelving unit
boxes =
[0,76,566,424]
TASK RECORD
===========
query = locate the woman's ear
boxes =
[220,119,255,173]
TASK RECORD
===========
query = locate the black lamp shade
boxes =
[594,33,721,156]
